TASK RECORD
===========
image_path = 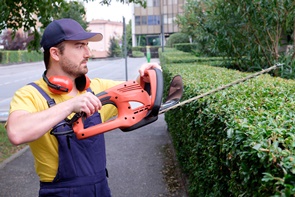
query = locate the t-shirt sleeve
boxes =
[9,85,47,114]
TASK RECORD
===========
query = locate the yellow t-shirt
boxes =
[9,78,122,182]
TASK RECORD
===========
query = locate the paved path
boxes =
[0,115,187,197]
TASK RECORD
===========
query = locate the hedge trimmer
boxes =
[71,64,281,139]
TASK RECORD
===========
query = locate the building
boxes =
[131,0,186,47]
[87,19,123,58]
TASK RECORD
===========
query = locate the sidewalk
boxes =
[0,115,187,197]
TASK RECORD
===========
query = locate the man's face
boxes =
[59,40,91,78]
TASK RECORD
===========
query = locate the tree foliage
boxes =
[176,0,295,74]
[56,1,88,30]
[122,19,132,56]
[0,0,145,51]
[165,32,190,47]
[1,29,34,50]
[107,36,122,57]
[84,0,145,7]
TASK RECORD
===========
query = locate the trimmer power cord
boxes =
[159,63,283,114]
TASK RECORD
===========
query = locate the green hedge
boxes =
[160,48,226,64]
[131,46,160,58]
[174,43,199,53]
[0,50,43,64]
[131,50,145,58]
[160,50,295,196]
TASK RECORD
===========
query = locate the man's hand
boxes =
[137,62,162,83]
[71,92,102,117]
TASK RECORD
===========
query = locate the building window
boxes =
[147,16,153,25]
[135,16,141,25]
[148,15,161,25]
[146,0,160,7]
[147,36,161,46]
[142,16,147,25]
[163,14,168,25]
[155,15,161,25]
[147,0,153,7]
[167,14,173,24]
[153,0,160,6]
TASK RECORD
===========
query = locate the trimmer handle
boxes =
[122,68,163,131]
[73,68,163,139]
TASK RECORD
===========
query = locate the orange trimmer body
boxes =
[73,68,163,139]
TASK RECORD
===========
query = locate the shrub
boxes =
[131,46,160,58]
[174,43,199,53]
[0,50,42,64]
[132,50,145,58]
[108,37,122,58]
[160,49,226,65]
[165,33,190,48]
[161,50,295,196]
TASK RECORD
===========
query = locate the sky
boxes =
[84,1,133,22]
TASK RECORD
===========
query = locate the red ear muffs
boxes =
[43,71,90,94]
[47,76,73,94]
[75,75,91,91]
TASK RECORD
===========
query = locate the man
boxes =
[6,18,161,196]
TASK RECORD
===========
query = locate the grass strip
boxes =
[0,123,26,163]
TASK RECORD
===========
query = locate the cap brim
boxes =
[88,33,103,42]
[66,32,103,42]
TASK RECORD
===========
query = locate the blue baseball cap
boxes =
[40,18,103,50]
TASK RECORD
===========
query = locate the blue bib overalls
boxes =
[30,83,111,197]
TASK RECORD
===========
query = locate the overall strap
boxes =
[29,83,73,143]
[28,82,56,107]
[86,87,93,94]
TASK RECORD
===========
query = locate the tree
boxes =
[107,36,122,57]
[175,0,206,43]
[122,19,132,56]
[0,0,146,51]
[0,1,87,51]
[175,0,216,56]
[56,1,88,30]
[176,0,295,74]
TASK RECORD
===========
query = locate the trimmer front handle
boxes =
[73,68,163,139]
[122,68,163,131]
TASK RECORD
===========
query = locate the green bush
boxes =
[132,46,143,52]
[131,46,160,58]
[132,50,145,58]
[108,37,122,58]
[176,0,295,72]
[0,50,42,64]
[161,51,295,196]
[160,49,226,65]
[174,43,199,53]
[166,33,190,48]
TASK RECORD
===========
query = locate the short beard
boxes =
[59,56,87,78]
